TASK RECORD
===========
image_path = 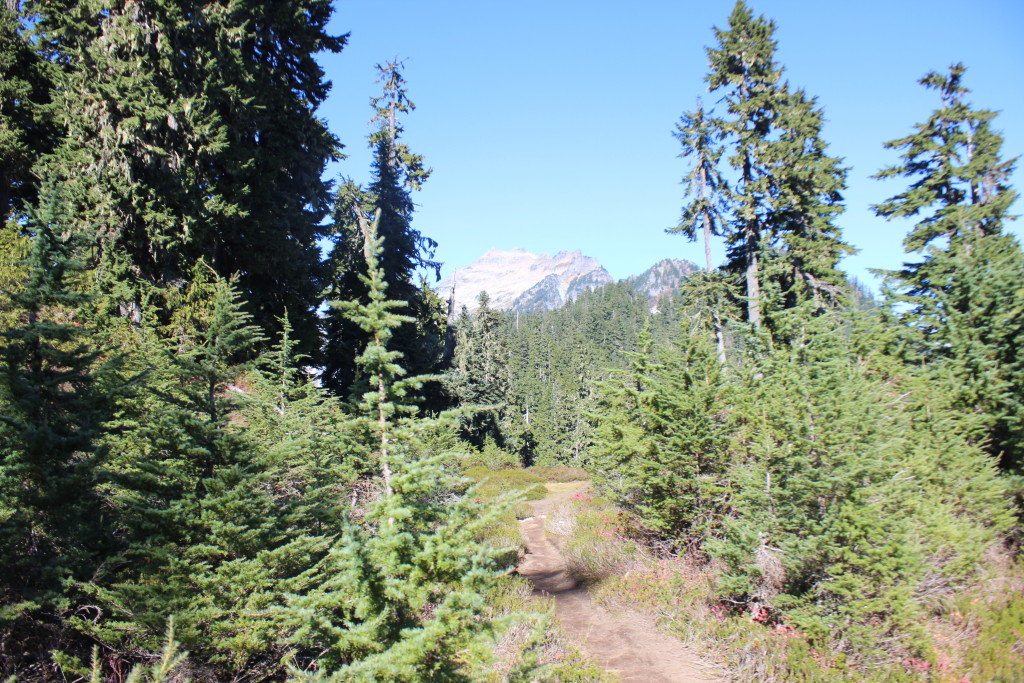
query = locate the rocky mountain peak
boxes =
[440,250,702,316]
[626,258,700,310]
[440,248,613,314]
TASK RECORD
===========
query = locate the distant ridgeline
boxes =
[440,247,698,314]
[444,254,699,463]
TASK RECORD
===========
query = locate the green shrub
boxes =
[463,466,546,502]
[960,589,1024,682]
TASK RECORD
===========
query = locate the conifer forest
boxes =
[2,1,1023,681]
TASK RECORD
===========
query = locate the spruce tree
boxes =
[332,209,422,492]
[0,220,29,330]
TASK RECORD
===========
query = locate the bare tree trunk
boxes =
[702,209,727,364]
[745,227,761,328]
[714,310,727,365]
[378,372,392,496]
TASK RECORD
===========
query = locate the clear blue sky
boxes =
[319,0,1023,288]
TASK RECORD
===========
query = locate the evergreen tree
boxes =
[0,220,29,330]
[77,272,283,668]
[332,209,422,492]
[242,315,370,491]
[366,61,437,293]
[769,88,852,314]
[704,0,852,333]
[33,0,344,354]
[0,195,122,657]
[296,211,514,681]
[590,323,731,541]
[874,63,1024,471]
[324,61,442,397]
[704,0,780,329]
[874,64,1017,282]
[83,282,378,678]
[0,1,55,229]
[672,100,728,275]
[671,99,729,363]
[446,293,515,452]
[709,312,1010,658]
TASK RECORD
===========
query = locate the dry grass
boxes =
[545,496,651,584]
[923,545,1024,681]
[542,481,587,496]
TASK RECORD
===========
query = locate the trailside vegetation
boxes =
[581,2,1023,678]
[0,4,531,680]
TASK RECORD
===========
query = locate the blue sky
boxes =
[319,0,1023,288]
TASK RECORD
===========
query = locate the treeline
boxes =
[445,283,648,463]
[0,2,520,681]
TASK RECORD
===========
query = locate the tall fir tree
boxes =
[768,88,852,313]
[323,61,443,398]
[704,0,781,329]
[672,100,728,275]
[874,63,1024,471]
[704,0,852,334]
[671,99,729,363]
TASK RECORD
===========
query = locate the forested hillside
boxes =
[1,0,1022,681]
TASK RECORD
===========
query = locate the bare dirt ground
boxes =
[517,483,723,683]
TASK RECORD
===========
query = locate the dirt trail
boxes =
[517,483,721,683]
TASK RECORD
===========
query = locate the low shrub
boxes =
[542,486,1024,681]
[463,465,546,502]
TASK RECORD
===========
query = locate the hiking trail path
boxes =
[516,482,724,683]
